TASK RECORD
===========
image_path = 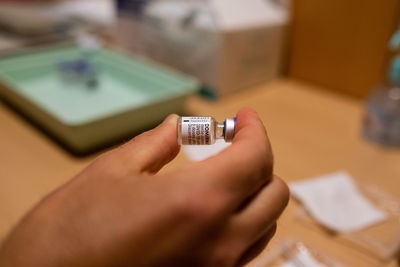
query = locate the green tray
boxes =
[0,45,199,154]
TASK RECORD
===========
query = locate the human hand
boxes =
[0,108,289,267]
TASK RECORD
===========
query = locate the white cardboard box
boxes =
[142,0,290,96]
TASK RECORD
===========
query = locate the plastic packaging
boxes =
[294,182,400,261]
[362,86,400,146]
[250,239,344,267]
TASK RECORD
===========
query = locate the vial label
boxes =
[181,117,212,145]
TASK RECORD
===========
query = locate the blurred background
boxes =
[0,0,399,152]
[1,1,400,266]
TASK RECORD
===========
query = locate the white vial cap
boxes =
[224,118,236,142]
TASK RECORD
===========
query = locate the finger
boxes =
[229,176,289,247]
[236,224,277,266]
[187,108,273,207]
[114,114,180,174]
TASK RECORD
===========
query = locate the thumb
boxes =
[115,114,180,174]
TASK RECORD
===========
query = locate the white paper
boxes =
[290,171,387,233]
[281,250,326,267]
[182,139,231,161]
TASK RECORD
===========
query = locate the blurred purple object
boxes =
[58,59,99,89]
[117,0,151,14]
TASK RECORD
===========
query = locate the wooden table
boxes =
[1,79,399,266]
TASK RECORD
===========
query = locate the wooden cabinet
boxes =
[289,0,400,97]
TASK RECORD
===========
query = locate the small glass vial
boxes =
[177,116,236,145]
[362,86,400,146]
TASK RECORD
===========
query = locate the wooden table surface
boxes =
[1,79,399,266]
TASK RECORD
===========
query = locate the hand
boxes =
[0,108,289,267]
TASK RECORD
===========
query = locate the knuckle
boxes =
[173,186,226,224]
[210,253,236,267]
[88,150,118,174]
[209,240,241,267]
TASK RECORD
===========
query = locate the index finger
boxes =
[190,108,274,204]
